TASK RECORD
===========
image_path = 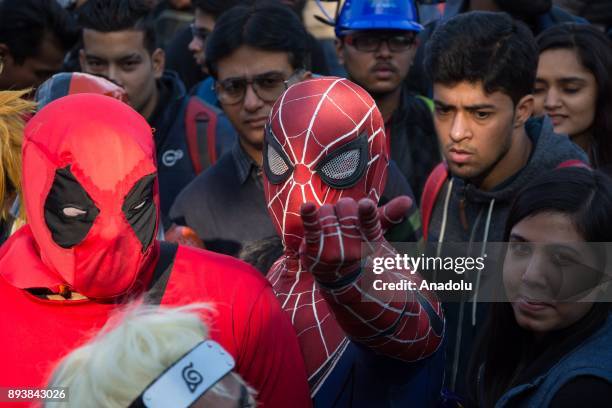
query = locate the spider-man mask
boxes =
[263,77,388,251]
[22,94,159,299]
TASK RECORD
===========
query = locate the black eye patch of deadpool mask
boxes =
[44,166,101,248]
[122,173,157,252]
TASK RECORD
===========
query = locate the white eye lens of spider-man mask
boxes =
[267,144,289,176]
[315,133,369,189]
[319,149,360,180]
[263,126,294,184]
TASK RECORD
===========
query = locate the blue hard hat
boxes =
[335,0,423,37]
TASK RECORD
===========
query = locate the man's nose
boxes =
[106,65,123,87]
[449,112,471,142]
[243,84,264,112]
[375,39,393,58]
[188,37,202,53]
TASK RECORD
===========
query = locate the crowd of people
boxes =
[0,0,611,407]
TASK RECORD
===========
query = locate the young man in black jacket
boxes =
[78,0,236,225]
[421,11,588,396]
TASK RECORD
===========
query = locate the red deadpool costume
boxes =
[263,78,445,406]
[0,94,310,407]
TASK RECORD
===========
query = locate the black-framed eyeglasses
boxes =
[344,32,417,53]
[190,23,211,42]
[214,71,301,106]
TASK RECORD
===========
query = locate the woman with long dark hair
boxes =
[534,24,612,169]
[467,167,612,407]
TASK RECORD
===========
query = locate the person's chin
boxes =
[554,124,578,139]
[514,312,554,334]
[240,129,264,149]
[366,79,399,95]
[354,72,396,92]
[446,161,480,180]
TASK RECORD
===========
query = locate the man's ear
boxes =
[0,43,14,69]
[514,94,534,129]
[0,43,9,60]
[151,48,165,79]
[299,70,312,82]
[334,37,345,65]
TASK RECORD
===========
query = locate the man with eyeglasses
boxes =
[335,0,441,201]
[164,0,243,91]
[187,0,245,75]
[78,0,236,227]
[170,3,311,256]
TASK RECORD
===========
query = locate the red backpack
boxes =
[420,159,591,242]
[184,97,219,175]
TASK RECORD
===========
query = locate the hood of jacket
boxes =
[149,70,187,146]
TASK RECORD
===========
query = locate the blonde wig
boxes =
[0,89,34,226]
[46,303,254,408]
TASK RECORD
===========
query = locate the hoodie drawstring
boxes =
[436,178,454,258]
[471,198,495,326]
[433,179,454,283]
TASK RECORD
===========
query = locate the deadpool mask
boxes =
[263,77,389,251]
[22,94,159,299]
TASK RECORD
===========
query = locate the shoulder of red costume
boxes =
[168,244,270,288]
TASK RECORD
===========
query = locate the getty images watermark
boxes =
[359,242,612,303]
[371,252,486,292]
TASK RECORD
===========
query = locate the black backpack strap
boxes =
[145,241,179,305]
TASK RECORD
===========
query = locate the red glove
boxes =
[298,196,444,361]
[299,196,411,285]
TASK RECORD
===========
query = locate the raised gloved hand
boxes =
[299,196,412,285]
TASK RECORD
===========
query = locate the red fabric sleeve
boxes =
[162,246,312,407]
[236,284,312,408]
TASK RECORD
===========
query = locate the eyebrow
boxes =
[220,70,285,82]
[433,100,453,108]
[464,104,497,110]
[547,243,582,258]
[433,100,496,110]
[509,233,526,242]
[558,77,587,85]
[84,53,141,61]
[118,54,142,63]
[535,76,587,84]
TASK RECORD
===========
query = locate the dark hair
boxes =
[205,3,308,78]
[78,0,157,53]
[467,167,612,407]
[424,11,538,105]
[192,0,248,20]
[238,236,284,275]
[536,24,612,168]
[0,0,77,64]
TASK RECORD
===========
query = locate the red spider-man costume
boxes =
[263,77,445,406]
[0,94,310,407]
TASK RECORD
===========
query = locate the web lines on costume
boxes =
[268,79,385,246]
[315,237,443,361]
[269,259,347,367]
